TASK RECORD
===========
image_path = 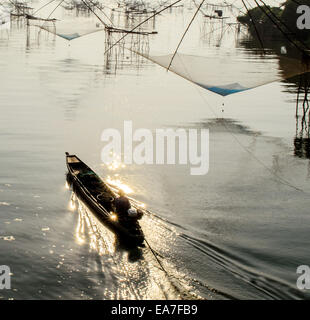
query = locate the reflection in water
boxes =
[3,0,310,300]
[65,160,202,298]
[102,152,126,171]
[68,190,198,300]
[238,22,310,164]
[69,197,76,210]
[10,14,26,31]
[75,198,116,255]
[72,195,146,299]
[195,118,261,136]
[294,137,310,159]
[26,15,57,48]
[106,176,133,194]
[295,74,310,136]
[294,73,310,159]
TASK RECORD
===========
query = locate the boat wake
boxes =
[177,233,305,300]
[68,186,305,300]
[69,192,201,300]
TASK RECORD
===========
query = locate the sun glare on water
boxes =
[106,176,133,194]
[103,153,126,171]
[70,200,76,210]
[110,214,118,221]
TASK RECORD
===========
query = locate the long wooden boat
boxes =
[65,152,144,246]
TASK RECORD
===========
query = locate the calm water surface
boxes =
[0,1,310,299]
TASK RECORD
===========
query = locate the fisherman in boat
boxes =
[114,190,143,220]
[114,189,131,218]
